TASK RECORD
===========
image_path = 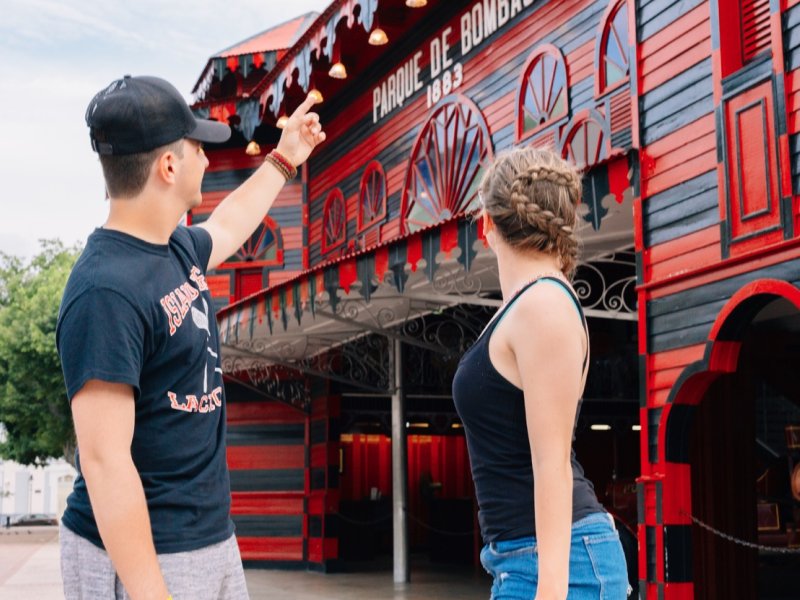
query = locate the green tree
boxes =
[0,240,81,466]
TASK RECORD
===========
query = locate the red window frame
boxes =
[516,44,570,143]
[357,160,388,232]
[321,188,347,255]
[560,110,609,171]
[595,0,630,98]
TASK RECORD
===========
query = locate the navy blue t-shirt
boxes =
[56,226,233,553]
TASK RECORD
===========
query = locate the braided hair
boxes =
[479,147,583,278]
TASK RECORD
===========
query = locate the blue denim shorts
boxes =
[479,512,631,599]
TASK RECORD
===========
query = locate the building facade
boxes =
[191,1,800,598]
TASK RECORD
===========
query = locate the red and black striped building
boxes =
[190,1,800,598]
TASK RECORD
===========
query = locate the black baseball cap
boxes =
[86,75,231,155]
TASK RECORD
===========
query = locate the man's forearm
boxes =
[202,160,287,270]
[82,456,169,600]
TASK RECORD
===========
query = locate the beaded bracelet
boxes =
[265,156,291,180]
[273,150,298,179]
[264,149,298,181]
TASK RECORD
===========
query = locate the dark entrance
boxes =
[689,298,800,599]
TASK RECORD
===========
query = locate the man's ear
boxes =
[153,148,178,185]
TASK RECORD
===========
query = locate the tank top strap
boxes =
[536,277,588,327]
[486,276,589,374]
[480,277,546,339]
[537,277,590,375]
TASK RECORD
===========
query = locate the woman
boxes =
[453,148,630,599]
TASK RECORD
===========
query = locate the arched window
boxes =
[358,161,387,232]
[402,95,493,234]
[516,44,569,142]
[561,112,609,170]
[322,188,347,254]
[595,0,630,97]
[220,216,283,268]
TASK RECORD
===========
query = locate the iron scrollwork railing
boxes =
[573,250,637,317]
[431,262,486,297]
[401,303,491,392]
[222,355,309,411]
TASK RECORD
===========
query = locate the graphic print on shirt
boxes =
[159,266,223,413]
[191,297,222,393]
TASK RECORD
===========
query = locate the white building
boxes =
[0,458,76,522]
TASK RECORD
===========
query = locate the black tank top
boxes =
[452,276,603,543]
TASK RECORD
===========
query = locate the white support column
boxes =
[390,338,409,584]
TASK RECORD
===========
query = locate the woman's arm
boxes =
[505,285,585,600]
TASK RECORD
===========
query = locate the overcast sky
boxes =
[0,0,330,258]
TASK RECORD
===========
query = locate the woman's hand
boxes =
[275,94,326,166]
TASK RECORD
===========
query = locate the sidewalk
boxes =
[0,527,62,600]
[0,527,489,599]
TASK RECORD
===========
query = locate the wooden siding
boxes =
[646,258,800,353]
[196,173,303,302]
[641,113,716,199]
[784,4,800,193]
[642,226,721,290]
[640,58,713,146]
[201,167,258,193]
[227,401,306,563]
[639,1,711,94]
[637,0,706,41]
[646,344,706,407]
[637,1,717,293]
[307,395,340,566]
[643,171,719,248]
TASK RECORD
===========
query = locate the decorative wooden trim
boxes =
[734,98,774,223]
[719,74,786,255]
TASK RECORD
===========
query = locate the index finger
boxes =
[291,94,317,120]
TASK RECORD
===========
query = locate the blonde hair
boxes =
[479,147,583,278]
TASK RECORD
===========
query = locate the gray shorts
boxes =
[60,523,249,599]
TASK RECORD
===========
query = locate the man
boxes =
[56,75,324,600]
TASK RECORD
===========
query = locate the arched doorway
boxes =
[663,282,800,598]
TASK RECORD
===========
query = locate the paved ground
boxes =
[0,527,490,599]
